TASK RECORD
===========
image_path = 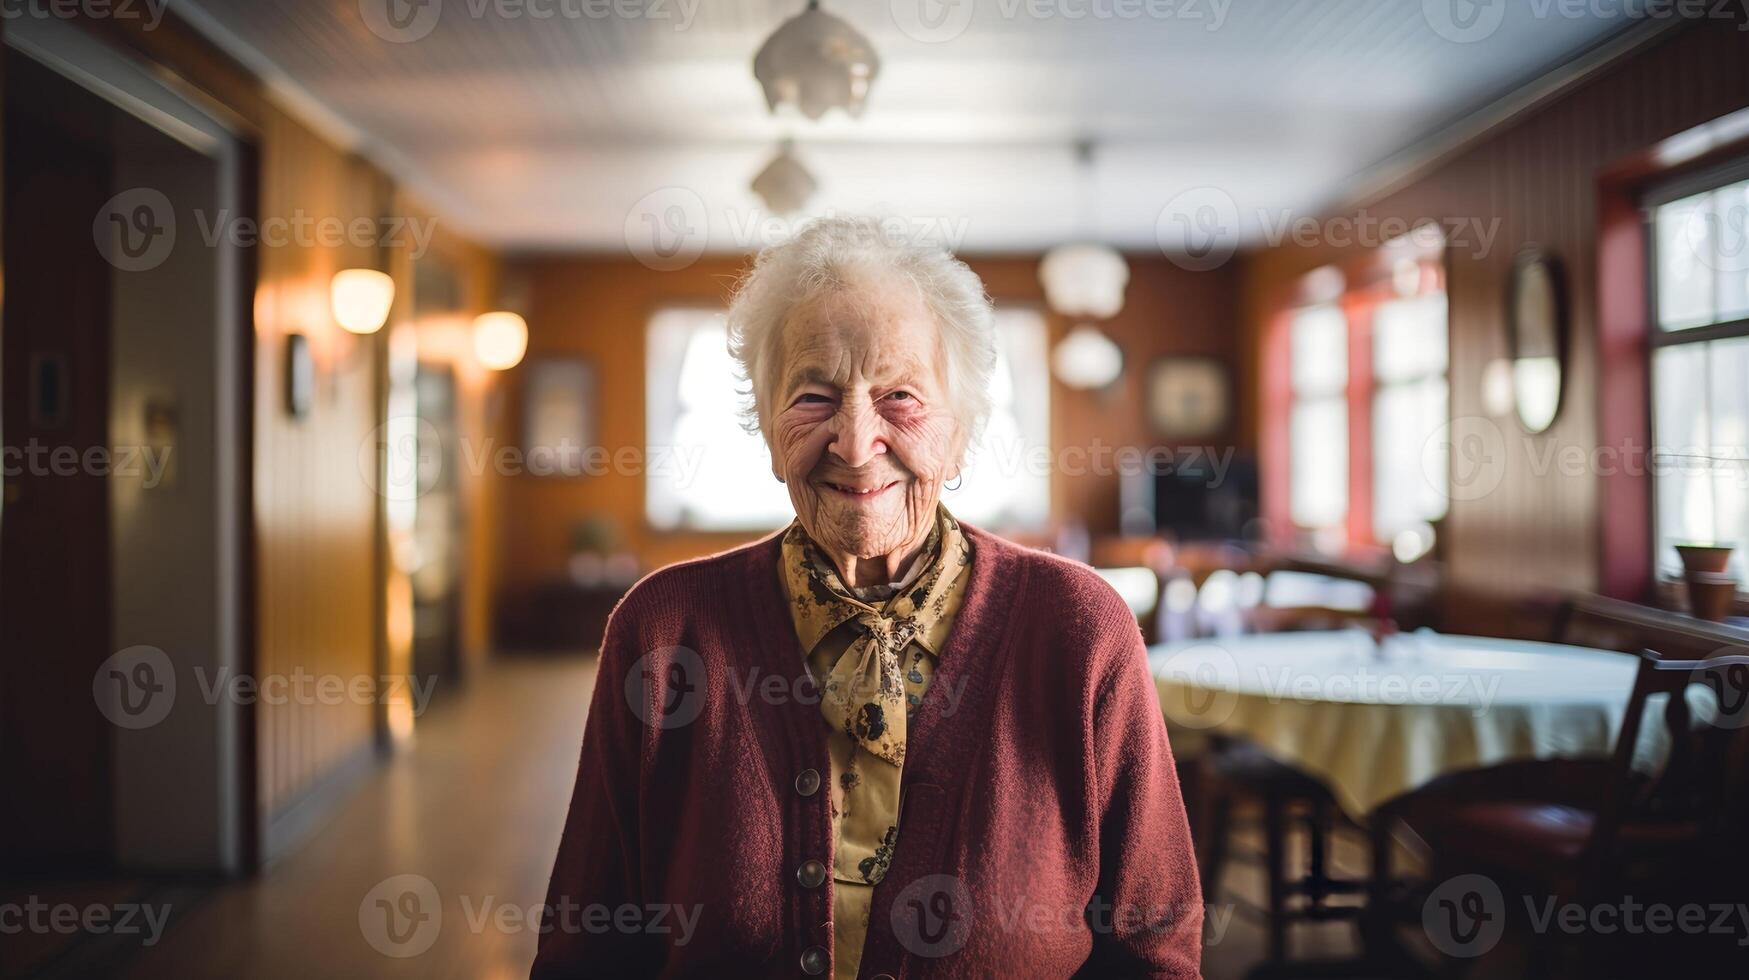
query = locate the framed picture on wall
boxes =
[523,358,595,477]
[1146,357,1231,439]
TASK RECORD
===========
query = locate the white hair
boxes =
[726,216,997,454]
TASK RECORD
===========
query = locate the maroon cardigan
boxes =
[531,524,1203,979]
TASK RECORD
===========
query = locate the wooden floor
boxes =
[68,653,1381,979]
[116,655,598,980]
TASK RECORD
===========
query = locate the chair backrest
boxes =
[1590,648,1749,871]
[1556,593,1749,659]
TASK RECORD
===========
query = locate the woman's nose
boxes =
[826,405,887,469]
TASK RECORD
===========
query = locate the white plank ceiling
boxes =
[179,0,1645,253]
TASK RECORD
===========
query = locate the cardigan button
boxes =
[799,945,829,975]
[796,859,826,888]
[795,768,821,797]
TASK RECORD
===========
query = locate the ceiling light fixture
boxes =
[750,140,818,215]
[753,1,880,121]
[1043,142,1129,390]
[1040,243,1130,321]
[1051,325,1125,391]
[1040,142,1129,320]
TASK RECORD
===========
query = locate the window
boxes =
[1288,304,1348,534]
[646,306,1050,532]
[946,307,1052,528]
[1371,292,1450,544]
[1283,255,1449,556]
[1649,174,1749,582]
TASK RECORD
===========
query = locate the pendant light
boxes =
[753,1,880,121]
[750,140,818,215]
[1043,142,1129,390]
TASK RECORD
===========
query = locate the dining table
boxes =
[1147,627,1695,819]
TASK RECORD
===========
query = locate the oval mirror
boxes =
[1508,249,1565,433]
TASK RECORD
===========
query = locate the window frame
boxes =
[1643,159,1749,589]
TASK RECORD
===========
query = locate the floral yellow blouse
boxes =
[780,508,972,980]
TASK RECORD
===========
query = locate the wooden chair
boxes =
[1382,647,1749,975]
[1554,591,1749,659]
[1196,740,1367,972]
[1194,578,1395,971]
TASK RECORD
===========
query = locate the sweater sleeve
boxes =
[530,606,655,978]
[1080,619,1204,979]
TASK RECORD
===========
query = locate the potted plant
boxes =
[1675,543,1737,621]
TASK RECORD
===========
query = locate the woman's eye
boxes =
[885,391,912,402]
[796,393,831,405]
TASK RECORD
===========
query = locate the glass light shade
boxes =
[1392,522,1436,563]
[752,5,880,120]
[1051,325,1123,390]
[330,268,395,335]
[1039,243,1129,319]
[1513,355,1561,433]
[750,144,818,215]
[472,311,529,371]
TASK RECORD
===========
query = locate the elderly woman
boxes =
[532,217,1201,979]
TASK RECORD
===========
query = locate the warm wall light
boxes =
[330,268,395,335]
[472,311,529,371]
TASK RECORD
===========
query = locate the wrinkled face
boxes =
[771,278,964,566]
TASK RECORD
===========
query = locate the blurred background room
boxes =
[3,1,1749,977]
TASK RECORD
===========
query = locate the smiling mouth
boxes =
[820,480,897,500]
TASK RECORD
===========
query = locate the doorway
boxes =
[0,19,248,875]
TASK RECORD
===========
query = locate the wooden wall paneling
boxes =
[251,108,384,841]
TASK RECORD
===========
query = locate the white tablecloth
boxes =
[1149,629,1664,818]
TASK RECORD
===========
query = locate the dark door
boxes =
[0,53,118,870]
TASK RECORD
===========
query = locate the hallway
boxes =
[115,657,597,980]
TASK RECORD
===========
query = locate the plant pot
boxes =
[1685,571,1739,622]
[1676,543,1734,575]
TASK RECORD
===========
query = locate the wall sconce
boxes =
[330,268,395,335]
[472,311,529,371]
